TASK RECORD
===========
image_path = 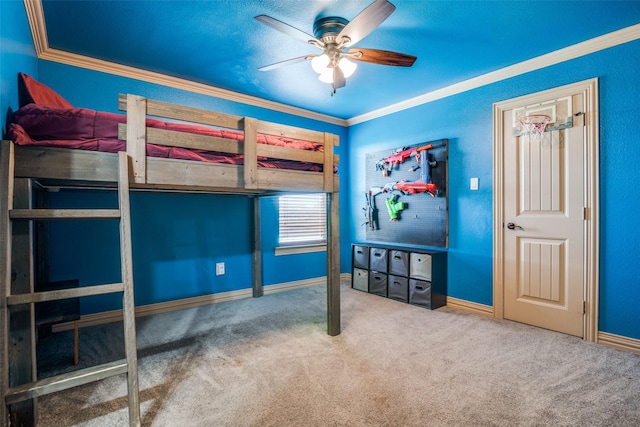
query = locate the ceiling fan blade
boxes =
[255,15,321,46]
[258,55,316,71]
[348,48,416,67]
[333,67,346,89]
[337,0,396,46]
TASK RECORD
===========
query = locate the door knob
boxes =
[507,222,524,230]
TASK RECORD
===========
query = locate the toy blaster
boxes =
[392,180,438,197]
[375,140,446,177]
[409,150,437,184]
[385,194,405,221]
[361,190,380,231]
[372,181,438,198]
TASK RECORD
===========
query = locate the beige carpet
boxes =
[35,281,640,426]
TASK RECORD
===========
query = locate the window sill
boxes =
[275,243,327,256]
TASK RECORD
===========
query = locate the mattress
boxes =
[7,103,327,172]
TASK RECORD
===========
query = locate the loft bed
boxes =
[1,78,340,425]
[6,93,340,326]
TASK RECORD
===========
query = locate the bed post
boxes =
[323,133,340,336]
[252,196,263,298]
[0,142,37,425]
[126,95,147,184]
[243,118,258,190]
[326,190,340,336]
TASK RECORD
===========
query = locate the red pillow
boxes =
[18,72,74,109]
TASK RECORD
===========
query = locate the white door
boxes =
[496,82,598,338]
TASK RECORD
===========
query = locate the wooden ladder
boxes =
[0,141,141,426]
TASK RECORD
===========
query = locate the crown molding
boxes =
[24,0,48,55]
[347,23,640,126]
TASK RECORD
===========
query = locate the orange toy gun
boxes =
[375,140,445,177]
[392,180,439,197]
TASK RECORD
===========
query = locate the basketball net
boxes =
[517,114,551,144]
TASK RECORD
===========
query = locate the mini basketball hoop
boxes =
[517,114,551,143]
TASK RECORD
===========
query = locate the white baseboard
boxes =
[597,332,640,355]
[445,299,640,355]
[445,296,494,317]
[52,276,345,333]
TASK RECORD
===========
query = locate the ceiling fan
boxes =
[255,0,417,94]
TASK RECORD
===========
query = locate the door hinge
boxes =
[583,301,586,314]
[583,207,590,220]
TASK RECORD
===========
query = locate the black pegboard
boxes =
[362,139,448,248]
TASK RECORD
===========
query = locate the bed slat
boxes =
[119,124,338,165]
[119,94,244,130]
[14,147,118,182]
[119,125,242,154]
[256,121,337,146]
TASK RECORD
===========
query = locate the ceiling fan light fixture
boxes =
[311,54,330,73]
[318,68,334,84]
[338,57,357,78]
[256,0,416,94]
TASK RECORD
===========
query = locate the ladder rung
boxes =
[4,359,129,405]
[7,283,125,306]
[9,208,121,220]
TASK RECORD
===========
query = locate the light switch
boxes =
[470,177,479,190]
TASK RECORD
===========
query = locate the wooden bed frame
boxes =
[1,94,341,425]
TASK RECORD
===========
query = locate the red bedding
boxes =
[7,104,326,172]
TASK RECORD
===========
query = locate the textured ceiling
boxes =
[40,0,640,120]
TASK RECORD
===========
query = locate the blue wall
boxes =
[0,0,37,134]
[349,39,640,340]
[47,191,256,313]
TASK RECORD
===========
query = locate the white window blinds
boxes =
[278,194,327,245]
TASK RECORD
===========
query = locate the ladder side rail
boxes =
[118,152,141,427]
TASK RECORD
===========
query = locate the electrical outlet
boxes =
[216,262,225,276]
[470,177,479,191]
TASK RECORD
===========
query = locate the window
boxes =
[278,194,326,250]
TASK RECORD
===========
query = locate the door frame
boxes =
[492,78,600,341]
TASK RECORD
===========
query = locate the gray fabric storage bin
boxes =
[369,247,388,273]
[410,252,432,281]
[409,279,432,308]
[368,272,387,297]
[389,250,409,276]
[353,245,369,269]
[352,268,369,292]
[387,275,408,302]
